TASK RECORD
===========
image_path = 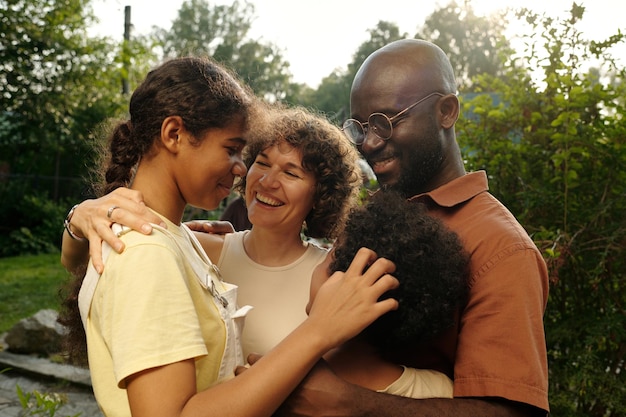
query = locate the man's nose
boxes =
[359,129,386,154]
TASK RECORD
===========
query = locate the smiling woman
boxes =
[243,140,317,235]
[203,105,363,357]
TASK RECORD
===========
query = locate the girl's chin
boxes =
[215,186,232,201]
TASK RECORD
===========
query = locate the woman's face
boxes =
[245,142,317,233]
[177,122,247,211]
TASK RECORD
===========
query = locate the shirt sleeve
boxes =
[97,241,208,386]
[453,245,549,411]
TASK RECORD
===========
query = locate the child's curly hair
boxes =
[330,190,469,352]
[235,105,362,240]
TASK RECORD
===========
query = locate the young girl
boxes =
[59,56,398,417]
[61,105,363,359]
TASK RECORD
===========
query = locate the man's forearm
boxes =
[276,379,544,417]
[344,390,543,417]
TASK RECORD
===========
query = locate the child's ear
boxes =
[160,116,185,153]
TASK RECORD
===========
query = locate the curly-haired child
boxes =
[307,190,470,399]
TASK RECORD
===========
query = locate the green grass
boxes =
[0,252,72,334]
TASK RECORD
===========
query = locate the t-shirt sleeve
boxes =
[97,242,208,386]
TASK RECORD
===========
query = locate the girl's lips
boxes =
[218,183,233,197]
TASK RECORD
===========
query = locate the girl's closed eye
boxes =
[226,146,241,156]
[224,138,245,156]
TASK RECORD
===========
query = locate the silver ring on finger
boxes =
[107,205,119,219]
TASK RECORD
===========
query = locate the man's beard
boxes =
[385,118,443,198]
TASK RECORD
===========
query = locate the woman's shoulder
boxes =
[304,239,331,263]
[193,229,230,263]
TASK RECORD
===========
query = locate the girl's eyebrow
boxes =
[228,137,247,146]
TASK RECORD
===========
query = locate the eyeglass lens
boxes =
[342,114,393,145]
[342,92,444,145]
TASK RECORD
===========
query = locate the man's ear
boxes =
[439,94,460,129]
[160,116,184,153]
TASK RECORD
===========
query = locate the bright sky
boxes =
[89,0,626,87]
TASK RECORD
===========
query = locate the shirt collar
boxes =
[408,171,488,208]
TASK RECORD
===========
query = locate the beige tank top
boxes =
[217,231,328,357]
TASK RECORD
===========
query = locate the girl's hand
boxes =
[306,247,398,350]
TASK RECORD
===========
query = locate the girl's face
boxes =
[177,122,247,211]
[245,142,317,233]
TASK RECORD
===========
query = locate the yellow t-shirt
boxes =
[84,217,229,417]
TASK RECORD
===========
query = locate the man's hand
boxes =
[272,358,542,417]
[274,359,354,417]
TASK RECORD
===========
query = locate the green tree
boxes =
[305,21,406,121]
[302,1,512,118]
[156,0,293,100]
[416,1,512,91]
[0,0,142,255]
[0,0,126,196]
[457,4,626,415]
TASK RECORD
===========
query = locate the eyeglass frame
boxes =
[342,92,445,145]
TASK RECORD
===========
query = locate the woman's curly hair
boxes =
[330,190,470,352]
[235,105,362,240]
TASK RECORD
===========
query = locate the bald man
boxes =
[277,39,549,417]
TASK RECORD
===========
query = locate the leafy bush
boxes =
[0,182,68,257]
[16,383,81,417]
[458,6,626,416]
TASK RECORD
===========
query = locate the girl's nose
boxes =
[233,157,247,177]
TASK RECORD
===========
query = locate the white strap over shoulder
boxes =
[77,223,127,329]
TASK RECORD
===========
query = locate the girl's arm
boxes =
[126,248,399,417]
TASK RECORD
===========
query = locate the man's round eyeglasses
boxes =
[342,92,444,145]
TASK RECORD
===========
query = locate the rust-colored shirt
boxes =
[408,171,549,412]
